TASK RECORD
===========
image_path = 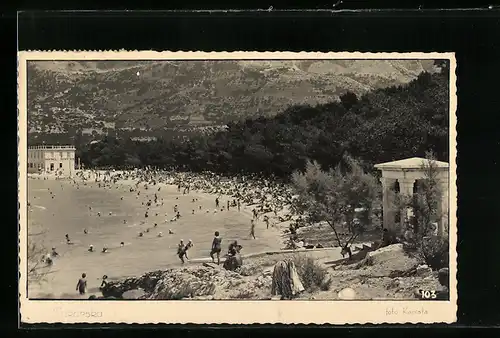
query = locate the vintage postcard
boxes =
[18,51,457,324]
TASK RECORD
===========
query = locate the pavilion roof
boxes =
[374,157,449,170]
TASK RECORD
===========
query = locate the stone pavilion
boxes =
[374,157,449,237]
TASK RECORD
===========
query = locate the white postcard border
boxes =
[18,51,457,324]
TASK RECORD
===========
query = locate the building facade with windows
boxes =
[27,145,76,177]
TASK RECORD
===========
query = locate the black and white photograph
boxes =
[18,51,457,324]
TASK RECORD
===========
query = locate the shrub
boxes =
[404,235,449,271]
[421,236,449,270]
[292,255,331,292]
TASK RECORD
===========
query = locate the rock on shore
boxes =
[100,265,273,300]
[322,244,445,300]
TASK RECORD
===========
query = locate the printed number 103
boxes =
[419,290,437,299]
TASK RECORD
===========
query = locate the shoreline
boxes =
[26,170,438,302]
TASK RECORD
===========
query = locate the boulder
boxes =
[237,262,263,276]
[415,264,433,277]
[100,269,166,298]
[100,265,263,300]
[357,244,420,275]
[338,287,357,300]
[203,262,219,269]
[122,289,147,299]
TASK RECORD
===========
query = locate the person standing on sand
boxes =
[215,197,219,208]
[184,240,194,260]
[100,275,108,289]
[177,240,185,263]
[237,200,241,212]
[76,273,87,295]
[264,215,270,229]
[227,200,230,211]
[250,219,256,239]
[177,239,193,264]
[210,231,222,265]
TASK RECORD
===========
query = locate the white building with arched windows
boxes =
[27,145,76,177]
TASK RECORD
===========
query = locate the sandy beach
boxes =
[27,172,287,299]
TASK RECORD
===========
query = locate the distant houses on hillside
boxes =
[131,136,157,142]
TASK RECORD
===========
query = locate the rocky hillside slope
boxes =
[27,60,436,134]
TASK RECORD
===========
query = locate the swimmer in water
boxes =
[123,220,127,224]
[83,228,88,234]
[192,209,195,214]
[97,212,101,217]
[102,247,108,253]
[158,232,163,237]
[45,253,53,266]
[109,211,112,215]
[51,247,59,257]
[169,229,174,234]
[139,232,144,237]
[120,242,125,247]
[88,245,94,252]
[145,228,150,233]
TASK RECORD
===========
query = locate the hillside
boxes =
[77,66,449,175]
[27,60,436,134]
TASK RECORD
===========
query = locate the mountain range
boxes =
[27,59,437,134]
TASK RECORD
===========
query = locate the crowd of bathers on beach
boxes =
[29,168,314,296]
